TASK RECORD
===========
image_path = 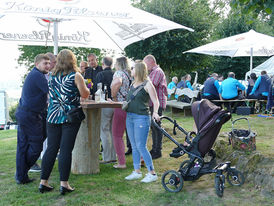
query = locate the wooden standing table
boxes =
[71,100,122,174]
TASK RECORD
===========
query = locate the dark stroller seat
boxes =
[170,99,231,159]
[152,99,245,197]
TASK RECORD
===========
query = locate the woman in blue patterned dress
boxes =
[39,49,89,195]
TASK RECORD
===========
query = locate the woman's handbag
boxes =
[66,107,85,123]
[50,80,85,123]
[122,80,147,111]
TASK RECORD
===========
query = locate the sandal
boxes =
[113,164,126,169]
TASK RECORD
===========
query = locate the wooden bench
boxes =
[166,100,192,116]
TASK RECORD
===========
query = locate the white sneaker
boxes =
[141,173,158,183]
[125,171,142,180]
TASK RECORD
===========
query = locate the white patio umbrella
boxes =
[0,0,194,54]
[183,30,274,72]
[246,56,274,77]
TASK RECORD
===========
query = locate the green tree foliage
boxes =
[9,103,18,122]
[231,0,273,18]
[126,0,222,81]
[17,46,116,81]
[211,10,274,79]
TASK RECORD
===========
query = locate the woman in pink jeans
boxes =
[111,57,131,169]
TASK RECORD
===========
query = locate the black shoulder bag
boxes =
[50,80,85,123]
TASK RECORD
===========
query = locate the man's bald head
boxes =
[143,54,157,72]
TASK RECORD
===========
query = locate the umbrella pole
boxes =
[93,20,123,52]
[250,47,253,72]
[53,20,58,55]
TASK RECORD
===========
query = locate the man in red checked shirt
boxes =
[144,54,168,159]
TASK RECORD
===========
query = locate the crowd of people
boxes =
[14,47,274,195]
[15,50,168,195]
[169,70,273,104]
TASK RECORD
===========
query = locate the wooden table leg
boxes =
[71,108,101,174]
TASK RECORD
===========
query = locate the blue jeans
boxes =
[126,112,154,172]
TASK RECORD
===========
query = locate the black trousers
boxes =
[15,109,46,182]
[150,107,163,153]
[247,94,267,100]
[41,122,81,181]
[202,94,220,100]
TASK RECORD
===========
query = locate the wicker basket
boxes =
[228,118,256,152]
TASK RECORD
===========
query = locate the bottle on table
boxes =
[95,83,103,102]
[104,85,108,101]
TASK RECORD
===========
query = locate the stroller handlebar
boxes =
[152,116,189,136]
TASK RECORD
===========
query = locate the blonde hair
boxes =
[115,56,129,71]
[52,49,80,75]
[134,60,148,82]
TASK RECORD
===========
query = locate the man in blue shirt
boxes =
[15,54,50,184]
[202,73,220,100]
[248,71,271,100]
[219,72,245,100]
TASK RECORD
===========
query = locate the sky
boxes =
[0,42,26,98]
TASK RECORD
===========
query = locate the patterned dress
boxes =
[112,70,131,102]
[47,72,81,124]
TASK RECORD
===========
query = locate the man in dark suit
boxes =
[84,53,103,98]
[15,54,50,184]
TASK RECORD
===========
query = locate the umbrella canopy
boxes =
[246,56,274,77]
[184,30,274,71]
[0,0,194,54]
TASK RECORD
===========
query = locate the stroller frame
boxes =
[153,100,245,197]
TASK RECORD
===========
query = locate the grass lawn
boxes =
[0,112,273,206]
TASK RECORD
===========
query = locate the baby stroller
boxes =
[152,99,245,197]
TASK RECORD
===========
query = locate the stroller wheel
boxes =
[162,170,184,193]
[215,175,224,197]
[227,169,245,186]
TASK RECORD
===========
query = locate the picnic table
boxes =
[71,100,122,174]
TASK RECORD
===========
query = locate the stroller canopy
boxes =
[191,99,230,157]
[191,100,222,133]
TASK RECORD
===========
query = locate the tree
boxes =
[17,46,117,84]
[126,0,222,82]
[9,103,18,122]
[211,8,274,79]
[17,46,102,73]
[231,0,273,19]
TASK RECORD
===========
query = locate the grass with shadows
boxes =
[0,112,273,205]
